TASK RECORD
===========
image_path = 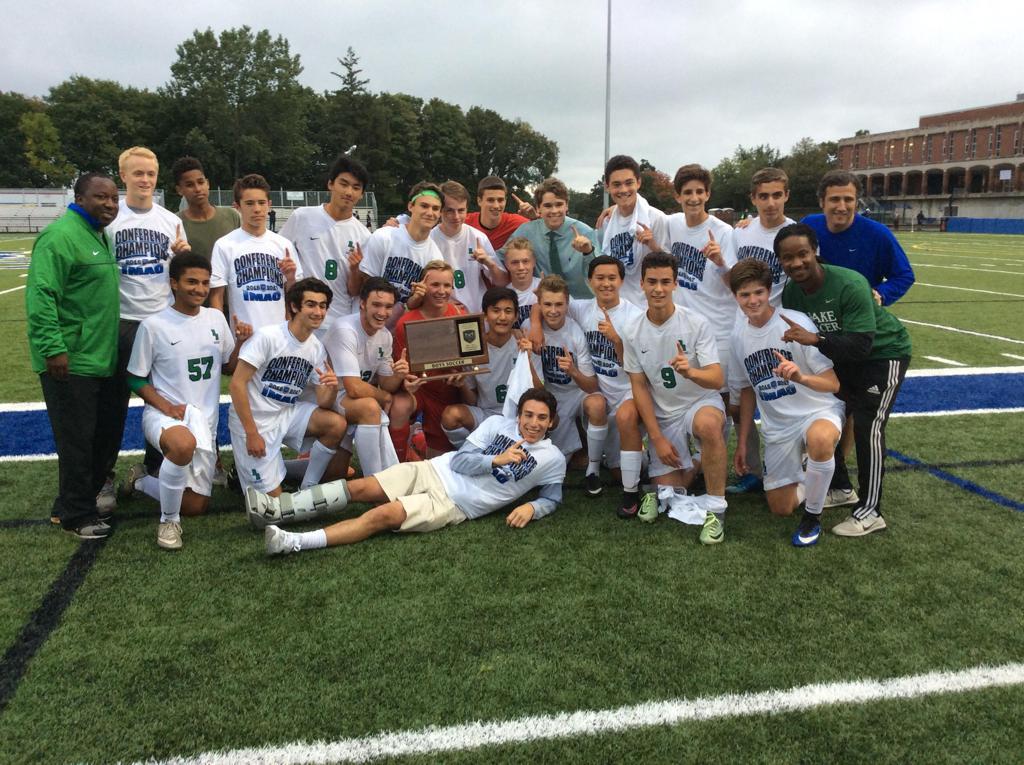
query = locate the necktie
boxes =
[547,230,564,277]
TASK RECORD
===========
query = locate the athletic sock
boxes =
[620,450,642,492]
[294,529,327,552]
[745,425,763,478]
[354,424,386,476]
[585,423,608,477]
[301,440,336,490]
[158,460,189,523]
[443,426,470,448]
[138,475,161,502]
[390,423,410,462]
[803,457,834,515]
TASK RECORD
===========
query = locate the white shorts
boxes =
[762,410,845,491]
[142,409,216,497]
[229,402,318,493]
[375,461,468,533]
[714,336,732,396]
[548,389,584,454]
[647,395,726,478]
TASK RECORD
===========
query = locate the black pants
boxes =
[831,357,910,519]
[40,373,125,528]
[114,319,163,477]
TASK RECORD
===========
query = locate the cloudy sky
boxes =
[4,0,1022,190]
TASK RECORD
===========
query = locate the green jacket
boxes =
[26,209,120,377]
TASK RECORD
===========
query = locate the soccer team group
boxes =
[25,145,916,555]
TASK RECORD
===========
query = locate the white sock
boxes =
[138,475,161,502]
[586,423,608,476]
[158,460,189,523]
[620,450,642,492]
[354,424,385,475]
[443,426,470,448]
[803,457,835,515]
[301,440,336,490]
[294,529,327,551]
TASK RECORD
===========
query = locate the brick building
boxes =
[836,94,1024,220]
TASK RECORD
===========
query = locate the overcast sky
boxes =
[4,0,1022,190]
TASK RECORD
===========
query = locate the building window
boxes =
[969,129,977,159]
[925,136,932,163]
[995,129,1002,155]
[853,144,860,168]
[988,130,994,157]
[1015,127,1021,155]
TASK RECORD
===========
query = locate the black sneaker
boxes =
[617,491,639,519]
[583,473,603,496]
[63,520,111,540]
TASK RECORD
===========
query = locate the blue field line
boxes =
[1,371,1022,459]
[888,449,1024,512]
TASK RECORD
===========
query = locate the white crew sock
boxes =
[620,450,642,492]
[443,426,470,448]
[294,529,327,551]
[586,423,608,476]
[138,475,161,502]
[301,440,336,490]
[158,460,189,523]
[803,456,835,515]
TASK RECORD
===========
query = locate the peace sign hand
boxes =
[316,362,338,390]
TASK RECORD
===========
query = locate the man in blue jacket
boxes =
[802,171,915,306]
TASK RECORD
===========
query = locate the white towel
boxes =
[183,404,214,455]
[501,349,535,420]
[660,485,705,525]
[602,194,653,263]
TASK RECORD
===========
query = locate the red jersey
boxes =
[466,212,529,251]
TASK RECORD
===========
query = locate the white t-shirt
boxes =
[467,337,518,416]
[211,228,304,331]
[228,322,326,435]
[279,206,370,323]
[568,297,644,406]
[108,200,185,321]
[127,306,234,432]
[729,309,844,442]
[665,213,736,341]
[359,224,442,304]
[728,217,795,307]
[598,197,670,306]
[320,312,393,402]
[622,305,721,420]
[430,224,503,314]
[432,415,566,520]
[527,317,595,401]
[512,278,540,329]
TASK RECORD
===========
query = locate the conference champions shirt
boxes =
[599,200,669,306]
[359,224,442,304]
[665,213,737,341]
[228,321,326,435]
[320,312,393,403]
[568,297,644,406]
[512,278,540,329]
[622,306,720,420]
[279,206,370,323]
[211,228,304,330]
[431,415,566,520]
[127,305,235,432]
[430,223,503,313]
[728,217,795,307]
[728,309,843,443]
[108,200,185,321]
[527,317,595,400]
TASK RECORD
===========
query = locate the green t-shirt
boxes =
[781,264,911,361]
[178,206,240,260]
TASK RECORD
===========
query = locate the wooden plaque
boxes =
[404,313,489,377]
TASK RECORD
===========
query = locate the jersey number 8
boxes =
[324,259,338,280]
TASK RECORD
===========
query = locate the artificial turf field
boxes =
[0,231,1022,764]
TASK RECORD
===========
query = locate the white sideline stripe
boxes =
[126,662,1024,765]
[892,407,1024,418]
[909,247,1024,264]
[913,282,1024,298]
[922,355,967,367]
[1001,353,1024,361]
[911,263,1024,276]
[0,393,233,413]
[900,319,1024,345]
[0,284,25,296]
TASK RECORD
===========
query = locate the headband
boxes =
[410,189,441,203]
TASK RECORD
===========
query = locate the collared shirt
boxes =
[503,216,600,298]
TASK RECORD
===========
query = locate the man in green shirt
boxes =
[26,173,123,539]
[779,223,911,537]
[172,156,240,261]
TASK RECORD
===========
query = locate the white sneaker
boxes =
[96,477,117,512]
[157,521,183,550]
[832,513,887,537]
[265,525,295,556]
[824,488,859,508]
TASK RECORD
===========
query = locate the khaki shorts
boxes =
[375,461,468,533]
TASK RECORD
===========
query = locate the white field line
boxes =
[908,247,1024,263]
[892,407,1024,418]
[911,263,1024,276]
[1001,353,1024,361]
[904,365,1024,377]
[0,284,26,296]
[922,355,967,367]
[900,319,1024,345]
[124,662,1024,765]
[911,282,1024,298]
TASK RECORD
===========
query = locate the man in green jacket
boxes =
[26,173,122,539]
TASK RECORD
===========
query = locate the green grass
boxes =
[1,232,1023,763]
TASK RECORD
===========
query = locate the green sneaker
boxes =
[638,492,658,523]
[699,511,724,545]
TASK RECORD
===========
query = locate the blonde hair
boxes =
[118,146,158,173]
[422,259,454,276]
